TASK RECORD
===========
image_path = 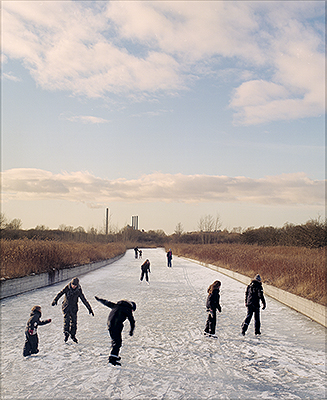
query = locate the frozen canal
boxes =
[1,248,325,399]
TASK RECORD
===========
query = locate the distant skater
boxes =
[134,246,139,259]
[204,281,222,338]
[140,259,151,284]
[139,250,142,259]
[241,274,266,336]
[166,249,172,267]
[51,277,94,343]
[95,296,136,366]
[23,305,51,356]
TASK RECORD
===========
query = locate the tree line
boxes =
[0,213,325,249]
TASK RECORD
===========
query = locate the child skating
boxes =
[23,305,51,356]
[140,259,151,284]
[95,296,136,366]
[204,280,222,338]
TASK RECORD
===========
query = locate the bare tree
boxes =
[6,218,22,230]
[174,222,184,236]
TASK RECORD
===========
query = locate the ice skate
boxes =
[71,335,78,343]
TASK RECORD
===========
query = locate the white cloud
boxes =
[2,1,325,124]
[63,115,110,124]
[1,168,324,206]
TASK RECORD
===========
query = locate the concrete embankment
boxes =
[0,254,124,300]
[182,257,326,328]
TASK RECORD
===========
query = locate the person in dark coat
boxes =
[51,277,94,343]
[134,247,139,259]
[140,259,151,284]
[23,305,51,356]
[95,296,136,366]
[241,274,266,336]
[167,249,172,267]
[204,280,222,337]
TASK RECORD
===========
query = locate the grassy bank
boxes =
[167,243,326,306]
[0,239,126,280]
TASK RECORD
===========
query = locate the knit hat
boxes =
[71,277,79,286]
[254,274,261,282]
[130,301,136,311]
[31,305,41,313]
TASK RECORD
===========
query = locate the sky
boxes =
[1,0,325,234]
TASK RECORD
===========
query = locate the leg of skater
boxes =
[242,305,254,335]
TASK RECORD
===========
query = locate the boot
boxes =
[71,335,78,343]
[108,355,121,366]
[64,332,69,342]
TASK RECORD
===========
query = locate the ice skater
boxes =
[95,296,136,366]
[204,280,222,338]
[166,249,172,267]
[23,305,51,356]
[51,277,94,343]
[134,246,139,259]
[140,259,151,284]
[241,274,266,336]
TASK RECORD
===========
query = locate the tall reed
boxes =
[1,239,126,280]
[168,243,326,306]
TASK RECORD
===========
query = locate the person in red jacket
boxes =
[95,296,136,366]
[241,274,266,336]
[23,305,51,356]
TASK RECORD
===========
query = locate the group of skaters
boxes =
[133,246,142,259]
[204,274,266,338]
[23,248,266,366]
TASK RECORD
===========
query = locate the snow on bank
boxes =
[1,248,325,399]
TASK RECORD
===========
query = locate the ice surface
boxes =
[1,248,326,399]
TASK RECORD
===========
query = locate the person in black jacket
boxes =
[241,274,266,336]
[51,277,94,343]
[23,305,51,356]
[95,296,136,366]
[166,249,172,267]
[140,259,151,284]
[204,280,222,337]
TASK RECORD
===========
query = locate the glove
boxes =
[90,310,94,316]
[218,306,222,313]
[262,305,266,310]
[47,319,52,323]
[129,331,133,336]
[28,329,34,335]
[51,300,57,306]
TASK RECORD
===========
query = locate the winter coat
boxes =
[141,260,150,273]
[167,251,172,260]
[245,280,266,309]
[206,289,221,312]
[96,298,135,334]
[52,283,93,314]
[25,309,50,335]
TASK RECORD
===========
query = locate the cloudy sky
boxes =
[1,1,325,234]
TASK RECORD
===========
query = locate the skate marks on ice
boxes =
[1,248,326,399]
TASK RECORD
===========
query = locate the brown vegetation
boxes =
[0,239,126,280]
[167,243,326,306]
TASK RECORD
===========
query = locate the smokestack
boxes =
[105,208,109,235]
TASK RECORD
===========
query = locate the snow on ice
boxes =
[1,248,326,399]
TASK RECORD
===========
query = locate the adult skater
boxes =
[51,277,94,343]
[23,305,51,356]
[241,274,266,336]
[134,246,139,259]
[95,296,136,366]
[140,259,151,284]
[166,249,172,267]
[204,280,222,338]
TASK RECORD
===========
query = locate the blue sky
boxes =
[1,1,325,234]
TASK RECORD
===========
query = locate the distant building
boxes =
[132,216,138,230]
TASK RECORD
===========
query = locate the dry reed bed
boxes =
[168,243,326,306]
[0,239,126,280]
